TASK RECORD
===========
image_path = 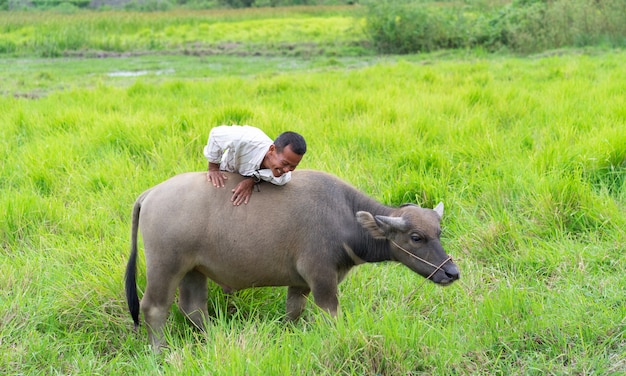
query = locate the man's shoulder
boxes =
[212,125,269,139]
[240,125,267,136]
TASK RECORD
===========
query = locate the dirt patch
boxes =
[60,40,370,59]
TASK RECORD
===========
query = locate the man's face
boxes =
[266,144,303,177]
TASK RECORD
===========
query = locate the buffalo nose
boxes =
[445,265,460,280]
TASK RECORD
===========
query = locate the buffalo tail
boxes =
[124,194,143,330]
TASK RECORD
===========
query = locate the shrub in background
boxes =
[490,0,548,52]
[550,0,626,48]
[362,0,469,54]
[219,0,353,7]
[123,0,172,11]
[363,0,626,54]
[485,0,626,53]
[23,0,90,8]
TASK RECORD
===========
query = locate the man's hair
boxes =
[274,131,307,155]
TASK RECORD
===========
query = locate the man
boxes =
[203,125,307,206]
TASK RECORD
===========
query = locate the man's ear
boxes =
[268,144,276,154]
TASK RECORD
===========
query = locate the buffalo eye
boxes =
[410,234,423,243]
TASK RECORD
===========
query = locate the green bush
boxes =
[363,0,626,54]
[363,0,468,54]
[218,0,254,7]
[492,0,548,52]
[486,0,626,52]
[52,2,80,12]
[124,0,173,11]
[30,0,90,8]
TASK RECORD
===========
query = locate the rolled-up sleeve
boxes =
[203,127,228,164]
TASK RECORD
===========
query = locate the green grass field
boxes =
[0,7,365,58]
[1,7,625,375]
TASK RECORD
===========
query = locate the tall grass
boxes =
[0,7,364,57]
[0,14,625,374]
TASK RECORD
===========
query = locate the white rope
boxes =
[389,239,453,302]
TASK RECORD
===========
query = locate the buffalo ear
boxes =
[433,202,444,219]
[356,211,386,239]
[356,211,408,239]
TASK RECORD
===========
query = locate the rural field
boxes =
[1,5,625,375]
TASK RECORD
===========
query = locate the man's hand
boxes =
[207,170,228,187]
[207,162,227,187]
[231,178,256,206]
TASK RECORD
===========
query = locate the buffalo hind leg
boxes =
[141,274,179,352]
[178,269,209,330]
[286,286,310,321]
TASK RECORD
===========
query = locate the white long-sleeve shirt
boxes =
[203,125,291,185]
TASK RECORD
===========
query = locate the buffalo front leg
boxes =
[178,269,209,330]
[310,278,339,318]
[286,286,310,321]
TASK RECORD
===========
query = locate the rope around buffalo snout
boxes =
[389,239,453,302]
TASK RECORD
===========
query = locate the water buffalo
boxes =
[125,170,459,349]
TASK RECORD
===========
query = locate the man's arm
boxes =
[203,126,231,187]
[207,163,257,206]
